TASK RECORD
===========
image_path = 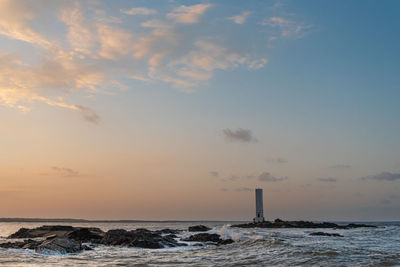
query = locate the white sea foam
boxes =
[210,224,264,242]
[0,221,398,266]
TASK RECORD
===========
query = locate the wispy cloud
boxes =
[223,128,257,142]
[0,0,51,47]
[0,51,106,123]
[235,187,252,192]
[166,4,212,24]
[266,157,288,164]
[76,105,101,124]
[52,166,80,177]
[361,172,400,182]
[258,172,287,182]
[317,177,337,183]
[0,1,303,120]
[261,16,312,40]
[229,11,251,24]
[215,173,256,182]
[220,187,228,192]
[121,7,157,16]
[228,175,241,181]
[329,164,352,170]
[210,171,219,177]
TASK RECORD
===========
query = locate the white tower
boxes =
[253,188,265,223]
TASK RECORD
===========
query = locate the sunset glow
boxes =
[0,0,399,221]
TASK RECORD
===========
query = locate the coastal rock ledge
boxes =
[232,218,377,229]
[1,225,233,253]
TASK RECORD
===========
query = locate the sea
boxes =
[0,221,399,266]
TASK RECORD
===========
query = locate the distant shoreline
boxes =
[0,218,246,223]
[0,218,398,223]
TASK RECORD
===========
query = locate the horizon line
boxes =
[0,218,399,223]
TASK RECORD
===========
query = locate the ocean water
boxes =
[0,221,399,266]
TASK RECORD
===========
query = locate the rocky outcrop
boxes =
[8,225,103,240]
[66,228,104,242]
[0,239,41,249]
[310,232,343,237]
[232,218,376,229]
[2,224,234,253]
[99,228,186,248]
[0,236,89,254]
[183,233,234,245]
[188,225,211,232]
[35,237,82,254]
[8,225,76,239]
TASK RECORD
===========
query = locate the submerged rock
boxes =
[345,223,377,228]
[188,225,211,232]
[35,237,82,254]
[310,232,343,237]
[183,233,234,245]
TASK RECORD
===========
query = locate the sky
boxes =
[0,0,399,221]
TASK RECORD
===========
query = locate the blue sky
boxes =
[0,0,399,220]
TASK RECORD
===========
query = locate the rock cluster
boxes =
[35,237,83,254]
[183,233,234,245]
[232,218,376,229]
[8,225,78,239]
[99,228,185,249]
[1,224,233,253]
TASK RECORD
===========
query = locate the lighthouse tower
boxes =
[253,188,265,223]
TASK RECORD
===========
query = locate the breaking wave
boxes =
[0,221,399,266]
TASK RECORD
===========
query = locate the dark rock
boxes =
[8,225,105,241]
[0,239,40,249]
[100,229,133,246]
[154,228,181,235]
[8,228,30,238]
[67,228,104,242]
[219,238,234,245]
[342,223,377,229]
[35,237,82,254]
[0,241,25,249]
[188,225,211,232]
[22,239,41,249]
[82,244,93,251]
[5,225,188,250]
[184,233,220,242]
[45,234,57,240]
[99,228,185,249]
[183,233,234,245]
[232,219,376,229]
[310,232,343,237]
[164,234,177,238]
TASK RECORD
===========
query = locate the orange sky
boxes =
[1,0,400,221]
